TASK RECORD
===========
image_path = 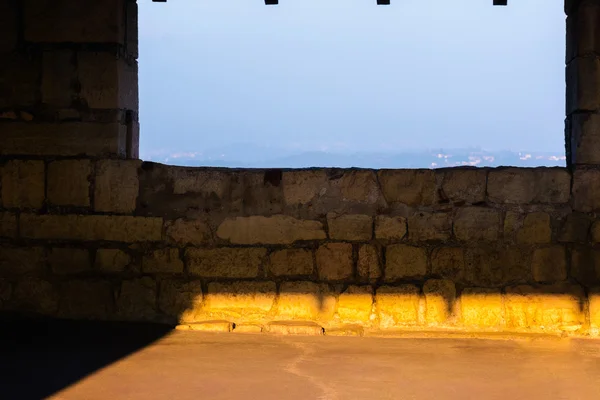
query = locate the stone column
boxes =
[0,0,139,159]
[566,0,600,167]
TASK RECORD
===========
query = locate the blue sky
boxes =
[138,0,565,156]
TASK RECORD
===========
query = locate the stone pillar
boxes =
[566,0,600,167]
[0,0,139,159]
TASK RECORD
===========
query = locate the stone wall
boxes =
[2,161,600,336]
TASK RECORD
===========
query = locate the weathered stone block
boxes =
[48,160,91,207]
[592,221,600,242]
[357,244,381,282]
[277,281,336,321]
[532,246,567,283]
[337,285,373,323]
[267,322,324,336]
[1,160,45,209]
[337,170,381,204]
[488,169,569,204]
[423,279,456,325]
[460,288,504,328]
[464,246,531,287]
[24,0,125,43]
[534,169,571,204]
[143,248,184,274]
[385,245,427,281]
[78,52,138,110]
[0,246,45,276]
[0,122,128,158]
[505,284,585,332]
[95,249,131,273]
[282,170,328,205]
[570,113,600,165]
[431,247,464,279]
[117,277,157,320]
[20,214,163,242]
[49,248,91,275]
[377,170,436,206]
[0,213,17,238]
[186,248,266,279]
[566,56,600,113]
[13,279,58,316]
[184,321,233,333]
[316,243,353,281]
[165,219,212,246]
[590,287,600,336]
[42,49,76,107]
[0,54,41,108]
[217,215,326,245]
[269,249,314,277]
[375,215,407,240]
[566,2,600,61]
[408,212,451,241]
[558,213,591,243]
[376,285,421,328]
[327,214,372,241]
[438,168,486,204]
[59,280,113,319]
[571,247,600,286]
[517,212,552,244]
[94,160,140,213]
[573,169,600,212]
[454,207,501,241]
[170,169,231,197]
[158,279,203,323]
[229,171,284,215]
[205,281,276,317]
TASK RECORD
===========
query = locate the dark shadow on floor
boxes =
[0,314,173,400]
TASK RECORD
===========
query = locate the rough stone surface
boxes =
[217,215,326,245]
[169,169,231,197]
[570,113,600,165]
[1,160,45,209]
[337,170,381,204]
[158,280,203,323]
[591,287,600,335]
[488,169,570,204]
[566,56,600,113]
[423,279,456,325]
[337,285,373,323]
[573,169,600,212]
[267,322,324,336]
[532,246,568,283]
[517,212,552,244]
[95,249,131,273]
[47,160,91,207]
[504,284,585,332]
[375,216,407,240]
[316,243,353,281]
[454,207,501,241]
[570,248,600,286]
[377,170,436,206]
[94,160,140,213]
[277,281,336,320]
[376,285,421,328]
[186,248,266,279]
[117,277,157,321]
[408,212,452,241]
[460,288,504,328]
[269,249,314,277]
[49,248,91,275]
[59,280,113,319]
[13,279,58,316]
[0,213,17,238]
[165,219,212,246]
[0,247,45,276]
[20,214,163,242]
[566,2,600,60]
[282,170,328,205]
[205,281,276,315]
[439,169,487,204]
[143,248,184,274]
[464,246,531,287]
[385,245,427,281]
[185,321,233,333]
[357,244,381,282]
[558,213,591,243]
[431,247,464,279]
[327,214,372,241]
[592,221,600,243]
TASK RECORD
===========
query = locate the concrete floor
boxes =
[45,331,600,400]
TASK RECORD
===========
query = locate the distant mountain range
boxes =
[142,145,566,169]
